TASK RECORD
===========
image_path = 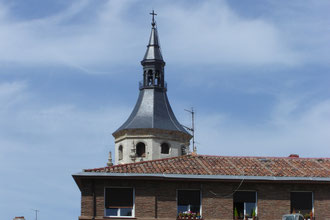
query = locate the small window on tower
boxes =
[136,142,146,157]
[155,71,160,86]
[161,143,170,154]
[118,145,123,160]
[181,146,187,155]
[147,70,153,86]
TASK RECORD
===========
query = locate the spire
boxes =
[107,151,113,166]
[140,10,166,90]
[112,12,192,164]
[142,10,164,62]
[113,11,191,135]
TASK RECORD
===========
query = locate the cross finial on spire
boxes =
[150,10,157,27]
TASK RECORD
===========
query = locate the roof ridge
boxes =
[82,153,330,178]
[84,154,330,172]
[196,154,330,160]
[84,154,192,171]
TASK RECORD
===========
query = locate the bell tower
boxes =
[112,11,192,165]
[142,10,165,90]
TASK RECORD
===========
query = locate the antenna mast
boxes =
[184,107,196,153]
[32,209,39,220]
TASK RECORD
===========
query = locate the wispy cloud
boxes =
[0,0,139,67]
[1,0,322,70]
[0,1,329,220]
[0,79,129,220]
[160,1,301,66]
[195,95,330,158]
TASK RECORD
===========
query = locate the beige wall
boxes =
[114,129,191,165]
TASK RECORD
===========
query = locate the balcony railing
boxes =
[139,81,167,90]
[177,216,203,220]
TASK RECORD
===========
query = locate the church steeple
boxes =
[113,12,192,165]
[141,10,166,90]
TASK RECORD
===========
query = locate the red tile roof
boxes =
[84,154,330,178]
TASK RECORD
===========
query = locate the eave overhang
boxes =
[73,172,330,190]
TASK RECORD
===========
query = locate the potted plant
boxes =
[309,211,313,220]
[234,207,239,220]
[177,211,203,220]
[252,208,256,220]
[304,213,310,220]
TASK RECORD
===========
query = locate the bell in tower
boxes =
[112,11,192,165]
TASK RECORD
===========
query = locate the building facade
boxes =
[73,154,330,220]
[73,14,330,220]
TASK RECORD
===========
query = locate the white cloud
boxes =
[0,80,129,220]
[0,0,140,67]
[0,0,307,70]
[160,1,300,66]
[196,96,330,158]
[0,81,28,110]
[0,81,26,98]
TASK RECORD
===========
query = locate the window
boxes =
[105,188,134,217]
[147,70,153,86]
[118,145,123,160]
[161,143,170,154]
[234,191,257,219]
[136,142,146,157]
[177,190,201,215]
[155,71,159,86]
[181,145,187,155]
[291,192,313,215]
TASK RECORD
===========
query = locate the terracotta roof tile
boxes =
[84,154,330,178]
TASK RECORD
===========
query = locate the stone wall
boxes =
[114,128,191,164]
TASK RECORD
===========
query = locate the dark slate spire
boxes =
[113,12,190,136]
[141,10,166,90]
[142,10,164,61]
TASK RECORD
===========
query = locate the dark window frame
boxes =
[118,145,123,160]
[136,142,146,157]
[104,187,135,217]
[290,191,314,216]
[161,142,170,154]
[181,145,187,155]
[233,190,257,219]
[177,189,201,215]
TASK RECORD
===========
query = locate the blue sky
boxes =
[0,0,330,219]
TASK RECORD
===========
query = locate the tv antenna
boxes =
[32,209,39,220]
[182,107,196,153]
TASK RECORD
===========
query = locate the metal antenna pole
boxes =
[184,107,196,153]
[32,209,39,220]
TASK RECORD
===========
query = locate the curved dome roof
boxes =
[114,88,190,135]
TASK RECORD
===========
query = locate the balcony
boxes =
[139,81,167,90]
[177,216,203,220]
[177,213,203,220]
